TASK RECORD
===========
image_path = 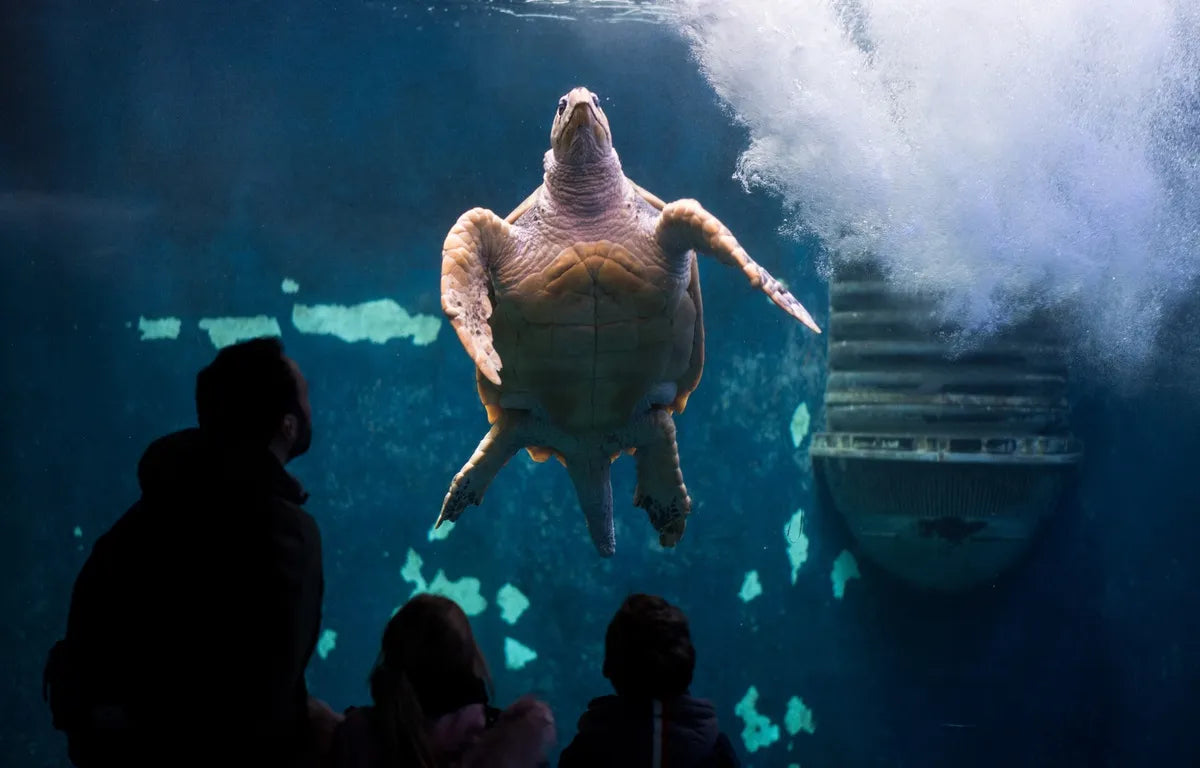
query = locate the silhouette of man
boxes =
[45,337,325,768]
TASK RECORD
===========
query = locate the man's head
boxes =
[602,593,695,700]
[194,337,312,463]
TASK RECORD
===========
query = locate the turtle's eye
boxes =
[557,98,567,116]
[591,93,600,107]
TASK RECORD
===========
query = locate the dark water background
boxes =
[2,2,1198,766]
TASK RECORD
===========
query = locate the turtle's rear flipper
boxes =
[437,416,523,528]
[565,457,616,557]
[633,409,691,548]
[654,199,822,335]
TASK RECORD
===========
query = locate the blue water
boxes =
[3,1,1198,766]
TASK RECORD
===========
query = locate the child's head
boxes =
[602,593,696,700]
[370,594,492,720]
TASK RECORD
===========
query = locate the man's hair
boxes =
[603,593,696,700]
[195,337,301,448]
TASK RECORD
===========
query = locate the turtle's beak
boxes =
[566,101,608,146]
[567,101,596,129]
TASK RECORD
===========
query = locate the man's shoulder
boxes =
[267,495,320,547]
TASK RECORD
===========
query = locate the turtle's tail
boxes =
[565,455,616,557]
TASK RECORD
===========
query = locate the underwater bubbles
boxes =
[675,0,1200,385]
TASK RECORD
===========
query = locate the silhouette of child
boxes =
[326,594,555,768]
[558,593,740,768]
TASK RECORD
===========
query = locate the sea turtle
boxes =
[437,86,821,556]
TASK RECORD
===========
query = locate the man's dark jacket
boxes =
[558,694,741,768]
[46,428,324,768]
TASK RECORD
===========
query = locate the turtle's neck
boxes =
[543,150,626,219]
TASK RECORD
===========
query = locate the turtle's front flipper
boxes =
[442,208,513,386]
[655,199,822,334]
[632,408,691,547]
[564,456,616,557]
[437,414,524,528]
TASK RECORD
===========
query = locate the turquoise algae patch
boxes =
[428,519,455,541]
[504,638,538,671]
[496,583,531,625]
[785,695,816,735]
[198,316,282,349]
[738,570,763,603]
[831,550,861,599]
[397,547,487,616]
[789,402,811,448]
[137,316,181,340]
[292,300,440,346]
[784,507,809,584]
[317,629,337,660]
[734,686,781,753]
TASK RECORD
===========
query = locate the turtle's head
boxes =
[550,87,614,165]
